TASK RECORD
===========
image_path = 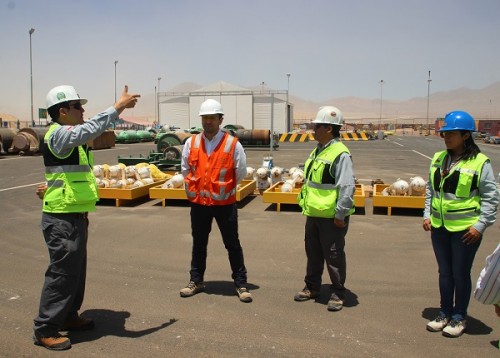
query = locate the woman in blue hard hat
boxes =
[423,110,499,338]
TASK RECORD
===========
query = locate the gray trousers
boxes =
[303,216,349,295]
[33,212,88,337]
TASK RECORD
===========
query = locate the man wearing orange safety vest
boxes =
[180,99,252,303]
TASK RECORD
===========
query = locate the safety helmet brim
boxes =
[46,85,87,109]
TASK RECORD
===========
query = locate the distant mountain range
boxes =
[128,81,500,124]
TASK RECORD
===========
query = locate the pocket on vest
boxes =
[65,181,98,204]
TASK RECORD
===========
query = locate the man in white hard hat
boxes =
[180,99,252,302]
[33,85,140,351]
[294,106,356,312]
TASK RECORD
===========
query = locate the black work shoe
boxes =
[61,316,95,331]
[180,281,205,297]
[327,293,344,311]
[294,287,319,301]
[33,334,71,351]
[236,287,253,303]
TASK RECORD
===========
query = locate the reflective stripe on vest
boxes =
[298,142,354,218]
[42,123,98,213]
[184,132,237,205]
[429,151,487,231]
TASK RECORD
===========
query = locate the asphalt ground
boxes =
[0,135,499,357]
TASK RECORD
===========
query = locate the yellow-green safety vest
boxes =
[42,123,98,213]
[298,142,355,218]
[429,150,488,231]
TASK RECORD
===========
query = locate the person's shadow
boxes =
[203,280,260,297]
[67,309,177,344]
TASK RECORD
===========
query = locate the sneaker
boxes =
[294,287,319,302]
[327,293,344,311]
[426,313,450,332]
[236,287,253,303]
[61,316,94,331]
[442,318,466,338]
[33,334,71,351]
[180,281,205,297]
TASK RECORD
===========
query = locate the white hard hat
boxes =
[46,85,87,109]
[199,99,224,116]
[312,106,344,126]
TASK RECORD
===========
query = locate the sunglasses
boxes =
[68,102,83,110]
[439,131,460,138]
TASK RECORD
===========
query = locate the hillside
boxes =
[121,81,500,125]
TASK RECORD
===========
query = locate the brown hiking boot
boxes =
[236,287,253,303]
[294,287,319,301]
[327,292,344,311]
[180,281,205,297]
[61,316,95,331]
[33,334,71,351]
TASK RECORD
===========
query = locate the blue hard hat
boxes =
[439,111,476,132]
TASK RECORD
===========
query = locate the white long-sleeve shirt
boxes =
[181,130,247,184]
[474,243,500,305]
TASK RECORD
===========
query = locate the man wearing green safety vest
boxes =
[423,110,499,338]
[294,106,356,312]
[33,85,140,351]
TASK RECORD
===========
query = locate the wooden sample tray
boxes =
[263,183,366,212]
[372,184,425,216]
[354,184,366,208]
[98,180,166,207]
[149,179,257,207]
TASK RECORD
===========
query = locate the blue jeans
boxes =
[431,226,481,320]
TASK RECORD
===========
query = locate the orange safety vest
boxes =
[184,132,238,206]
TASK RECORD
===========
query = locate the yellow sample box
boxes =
[372,184,425,216]
[149,179,257,207]
[263,183,365,213]
[98,180,167,207]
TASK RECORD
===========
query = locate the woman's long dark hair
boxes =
[457,130,481,160]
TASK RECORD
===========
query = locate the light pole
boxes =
[286,73,291,131]
[426,70,432,135]
[157,77,162,125]
[29,28,35,127]
[378,80,384,131]
[154,85,157,127]
[114,60,118,102]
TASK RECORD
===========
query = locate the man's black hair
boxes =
[47,102,70,122]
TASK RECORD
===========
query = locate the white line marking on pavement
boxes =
[0,182,45,192]
[412,150,432,160]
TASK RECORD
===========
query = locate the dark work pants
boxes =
[304,216,350,295]
[431,226,481,320]
[33,212,89,337]
[189,203,248,287]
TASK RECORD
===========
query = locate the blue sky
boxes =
[1,0,499,120]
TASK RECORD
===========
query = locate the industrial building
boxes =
[157,81,293,133]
